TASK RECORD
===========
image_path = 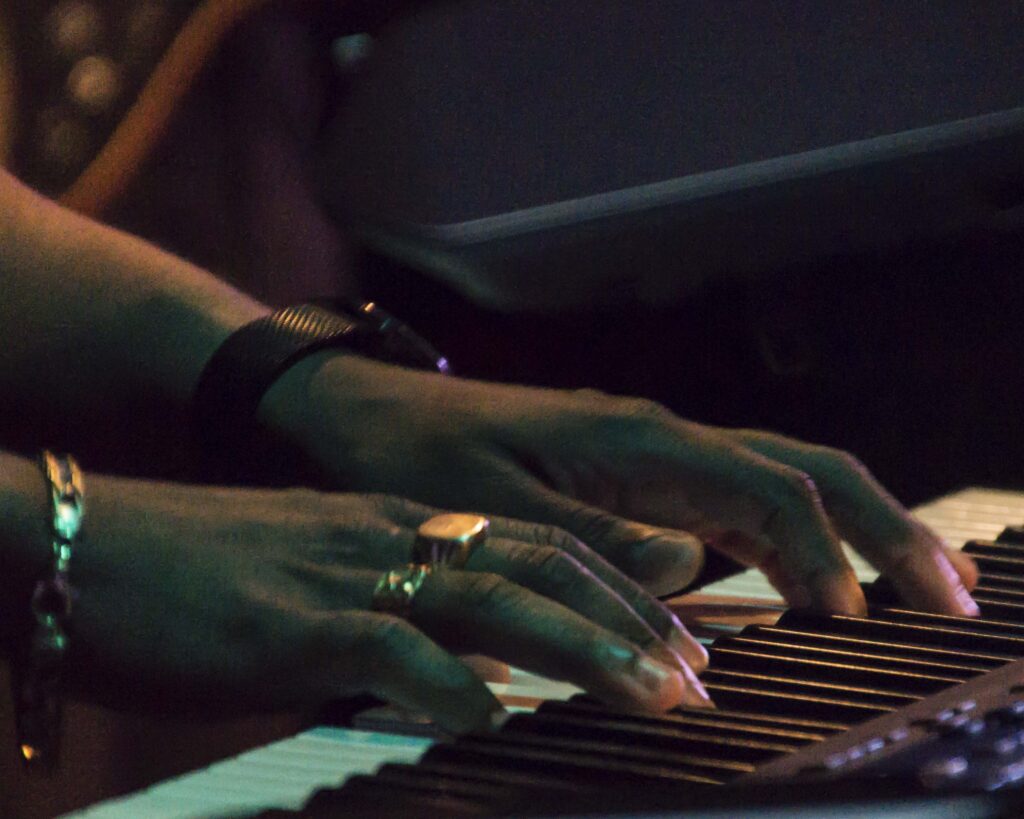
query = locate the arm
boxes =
[0,448,698,726]
[0,169,267,435]
[0,167,977,620]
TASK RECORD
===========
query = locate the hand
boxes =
[69,478,708,732]
[265,354,978,617]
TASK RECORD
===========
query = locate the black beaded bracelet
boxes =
[193,302,448,463]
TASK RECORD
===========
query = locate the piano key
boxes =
[563,695,850,735]
[777,610,1024,655]
[376,759,588,795]
[700,669,921,710]
[967,596,1024,621]
[873,607,1024,636]
[736,625,1014,668]
[536,699,834,743]
[699,681,890,723]
[710,637,984,681]
[422,735,728,786]
[996,525,1024,544]
[707,648,959,697]
[499,712,799,763]
[356,765,521,801]
[327,775,487,817]
[966,584,1024,603]
[958,574,1024,597]
[962,539,1024,559]
[966,553,1024,576]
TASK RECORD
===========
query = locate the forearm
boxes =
[0,170,270,429]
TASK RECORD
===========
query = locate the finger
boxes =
[466,536,705,674]
[630,428,867,615]
[729,431,979,616]
[419,569,711,710]
[345,567,708,711]
[348,493,708,671]
[523,411,868,616]
[303,610,504,734]
[480,521,708,673]
[480,459,704,597]
[707,529,818,607]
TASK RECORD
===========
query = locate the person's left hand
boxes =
[262,353,978,618]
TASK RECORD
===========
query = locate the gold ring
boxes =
[412,513,489,569]
[371,564,432,618]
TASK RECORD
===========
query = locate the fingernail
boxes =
[649,642,689,674]
[936,549,981,616]
[608,645,685,710]
[668,630,709,673]
[684,674,714,708]
[955,584,981,618]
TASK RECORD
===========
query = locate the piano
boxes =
[68,487,1024,817]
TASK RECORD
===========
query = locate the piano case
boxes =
[319,0,1024,311]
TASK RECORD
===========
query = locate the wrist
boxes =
[258,350,377,455]
[0,452,52,583]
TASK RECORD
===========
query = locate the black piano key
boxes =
[872,607,1024,637]
[337,775,487,817]
[862,588,1024,627]
[864,575,1024,622]
[969,595,1024,621]
[712,635,984,681]
[969,584,1024,603]
[423,735,727,787]
[700,669,920,709]
[963,539,1024,560]
[708,645,963,694]
[491,726,760,775]
[538,699,835,743]
[382,760,588,795]
[738,625,1013,668]
[501,712,798,764]
[996,526,1024,544]
[699,681,889,724]
[966,570,1024,592]
[777,610,1024,656]
[566,695,849,734]
[967,553,1024,576]
[365,763,530,803]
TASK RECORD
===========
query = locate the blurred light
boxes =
[332,33,374,72]
[67,55,120,112]
[48,0,102,56]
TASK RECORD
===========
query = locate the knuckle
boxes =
[565,505,622,545]
[461,571,519,612]
[579,394,672,439]
[813,446,869,480]
[770,467,822,507]
[375,494,439,524]
[523,546,584,589]
[610,397,672,430]
[530,522,581,552]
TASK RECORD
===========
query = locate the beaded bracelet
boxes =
[14,452,84,770]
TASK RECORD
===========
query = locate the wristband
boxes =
[194,302,448,459]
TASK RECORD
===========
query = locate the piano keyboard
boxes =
[69,487,1024,818]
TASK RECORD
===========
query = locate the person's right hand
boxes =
[68,478,709,733]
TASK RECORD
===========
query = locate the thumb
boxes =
[497,472,704,596]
